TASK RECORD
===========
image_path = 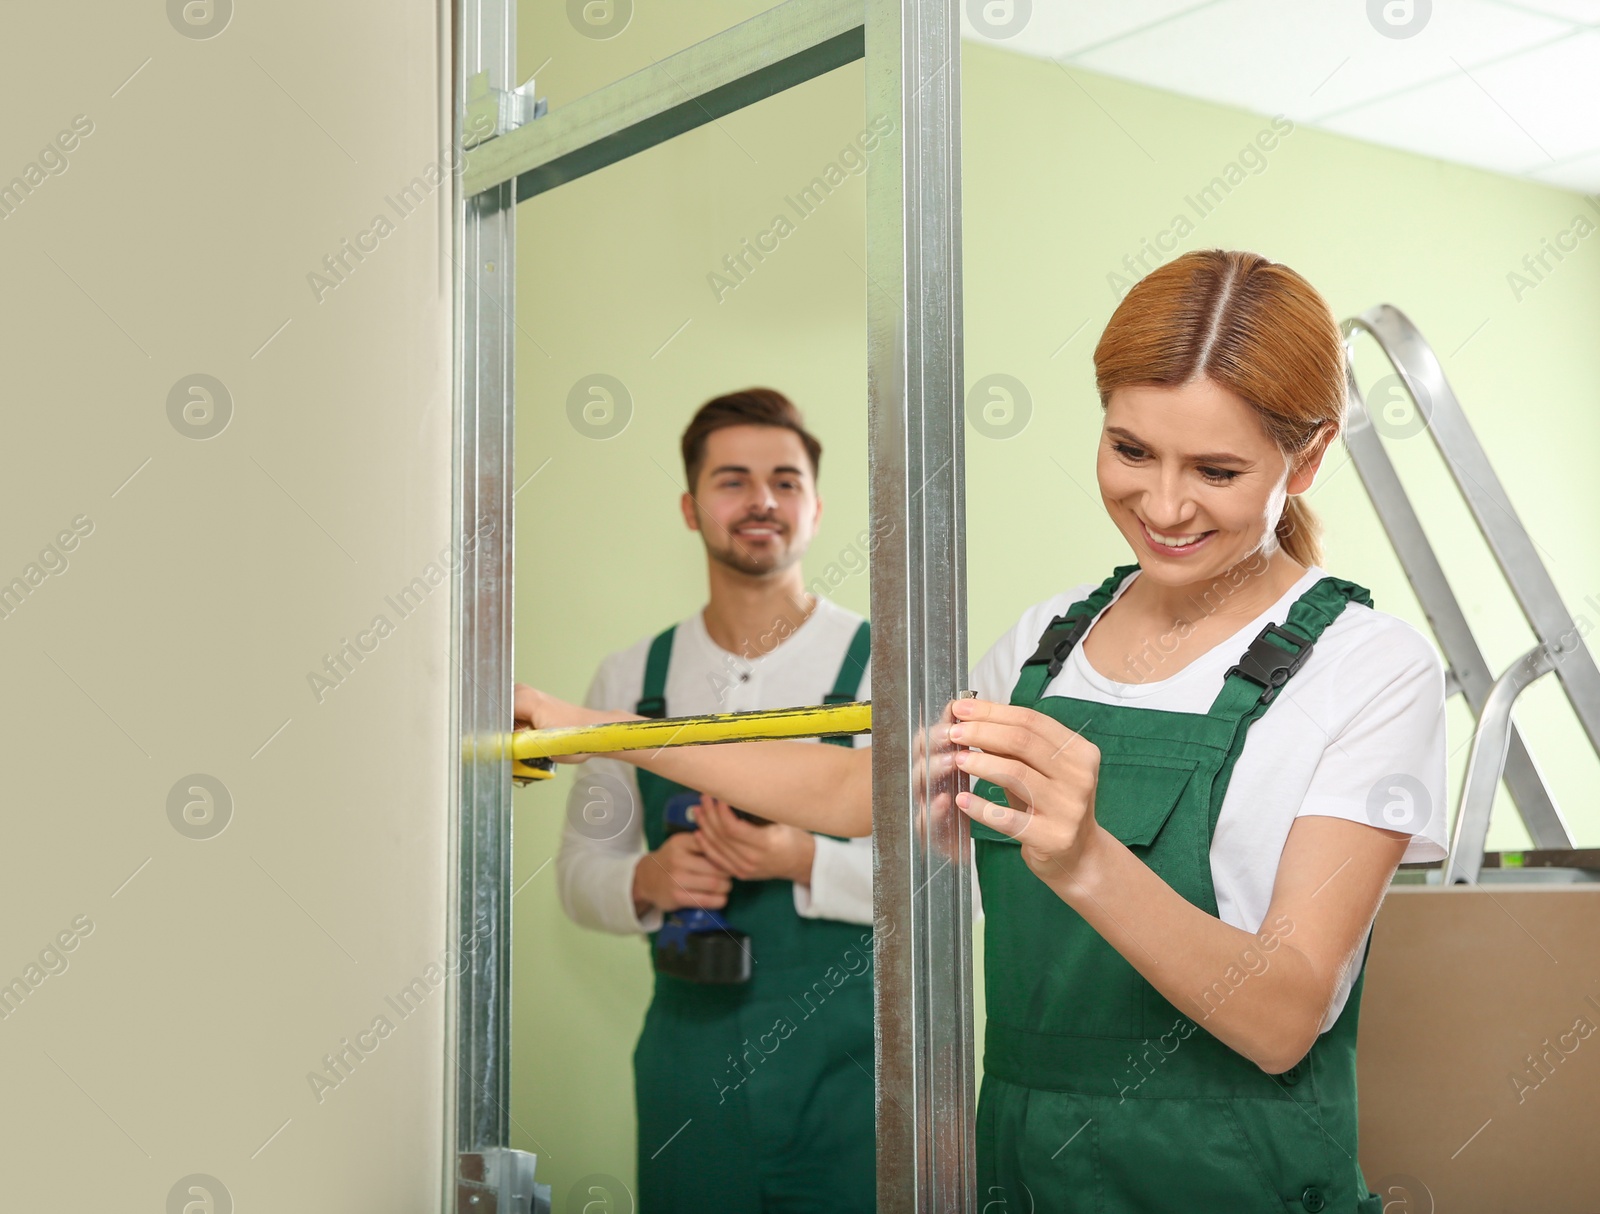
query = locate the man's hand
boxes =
[694,795,816,885]
[632,831,733,918]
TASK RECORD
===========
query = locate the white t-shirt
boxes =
[968,563,1449,1030]
[556,596,874,936]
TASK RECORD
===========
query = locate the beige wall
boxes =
[1,2,454,1208]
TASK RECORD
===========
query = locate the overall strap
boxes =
[1009,564,1141,706]
[1206,576,1373,724]
[634,625,677,719]
[822,619,871,748]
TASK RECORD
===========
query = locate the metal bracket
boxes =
[464,71,547,149]
[456,1148,551,1214]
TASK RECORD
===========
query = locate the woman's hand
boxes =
[513,682,568,730]
[693,795,816,885]
[512,682,599,763]
[949,696,1107,886]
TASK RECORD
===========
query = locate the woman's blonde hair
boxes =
[1092,249,1344,568]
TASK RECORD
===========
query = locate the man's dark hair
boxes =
[680,387,823,490]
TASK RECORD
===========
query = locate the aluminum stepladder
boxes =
[1341,304,1600,884]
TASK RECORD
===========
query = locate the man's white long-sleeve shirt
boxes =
[556,596,874,935]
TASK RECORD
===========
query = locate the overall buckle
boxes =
[1226,623,1313,704]
[1024,612,1093,679]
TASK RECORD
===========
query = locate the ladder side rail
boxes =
[1353,306,1600,761]
[1443,648,1559,884]
[1341,347,1573,849]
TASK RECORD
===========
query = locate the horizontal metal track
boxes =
[462,0,865,200]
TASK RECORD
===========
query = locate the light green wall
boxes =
[512,7,870,1202]
[512,30,1600,1203]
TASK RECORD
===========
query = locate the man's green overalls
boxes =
[971,565,1386,1214]
[631,619,875,1213]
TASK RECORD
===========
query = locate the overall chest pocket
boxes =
[1093,755,1198,849]
[969,755,1198,849]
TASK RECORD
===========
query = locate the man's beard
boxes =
[704,523,799,578]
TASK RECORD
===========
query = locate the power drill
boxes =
[653,791,768,985]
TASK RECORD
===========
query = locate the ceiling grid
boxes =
[963,0,1600,191]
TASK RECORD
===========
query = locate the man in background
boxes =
[544,388,875,1212]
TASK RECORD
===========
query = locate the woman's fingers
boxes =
[951,696,1050,729]
[955,788,1033,839]
[512,681,544,730]
[512,682,642,732]
[511,683,595,762]
[950,699,1098,771]
[952,717,1089,773]
[949,698,1103,881]
[954,748,1039,811]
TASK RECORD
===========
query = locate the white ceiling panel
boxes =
[1468,28,1600,166]
[1304,10,1576,123]
[1069,0,1567,124]
[960,0,1215,58]
[968,0,1600,191]
[1493,0,1600,21]
[1319,73,1564,179]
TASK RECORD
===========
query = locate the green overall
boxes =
[971,566,1385,1214]
[632,620,875,1213]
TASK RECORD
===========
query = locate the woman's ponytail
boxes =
[1275,493,1323,568]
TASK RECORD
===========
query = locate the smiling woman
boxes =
[516,248,1449,1213]
[1094,249,1344,573]
[944,251,1442,1214]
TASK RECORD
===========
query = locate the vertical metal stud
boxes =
[865,0,975,1209]
[452,0,974,1207]
[453,0,516,1163]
